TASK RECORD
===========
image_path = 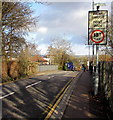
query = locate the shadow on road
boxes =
[2,72,75,119]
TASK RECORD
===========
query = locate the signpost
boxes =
[88,5,108,95]
[88,10,108,45]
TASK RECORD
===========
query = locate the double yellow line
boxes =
[0,79,19,86]
[43,73,79,119]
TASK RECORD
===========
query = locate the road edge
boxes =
[44,71,83,119]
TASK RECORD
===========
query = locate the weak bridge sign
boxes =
[88,10,108,45]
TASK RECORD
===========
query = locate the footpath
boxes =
[62,71,108,119]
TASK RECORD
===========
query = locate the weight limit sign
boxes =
[90,30,104,43]
[88,10,108,45]
[88,28,107,45]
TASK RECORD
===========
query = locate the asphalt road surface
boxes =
[1,71,79,119]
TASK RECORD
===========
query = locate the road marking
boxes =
[48,76,54,79]
[0,92,15,99]
[0,71,58,86]
[44,81,71,119]
[43,72,80,119]
[0,81,42,99]
[43,75,75,117]
[26,81,41,88]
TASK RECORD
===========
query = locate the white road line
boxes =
[48,76,54,79]
[26,81,41,88]
[0,92,15,99]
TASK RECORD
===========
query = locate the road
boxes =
[1,71,79,119]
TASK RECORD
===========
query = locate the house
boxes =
[30,55,48,64]
[42,55,51,64]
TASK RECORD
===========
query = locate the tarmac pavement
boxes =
[62,71,108,119]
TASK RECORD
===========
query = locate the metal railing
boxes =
[99,61,113,113]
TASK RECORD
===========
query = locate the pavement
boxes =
[62,71,108,119]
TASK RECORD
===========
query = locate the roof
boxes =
[30,55,48,62]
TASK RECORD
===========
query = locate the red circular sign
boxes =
[90,30,105,43]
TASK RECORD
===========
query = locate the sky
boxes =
[25,0,112,55]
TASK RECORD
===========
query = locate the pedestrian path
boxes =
[62,71,108,119]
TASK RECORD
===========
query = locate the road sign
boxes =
[67,62,74,71]
[88,10,108,45]
[90,30,104,43]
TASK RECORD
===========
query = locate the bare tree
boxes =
[48,37,72,70]
[1,2,39,80]
[100,2,113,58]
[2,2,38,60]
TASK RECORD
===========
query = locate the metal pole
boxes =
[94,5,100,95]
[92,44,95,72]
[92,0,94,72]
[88,45,90,70]
[92,0,94,10]
[94,45,99,95]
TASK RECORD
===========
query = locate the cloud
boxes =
[27,2,111,55]
[37,43,91,56]
[38,27,48,33]
[6,0,113,2]
[38,2,90,37]
[72,44,90,55]
[38,44,49,55]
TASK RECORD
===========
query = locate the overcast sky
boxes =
[25,1,112,55]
